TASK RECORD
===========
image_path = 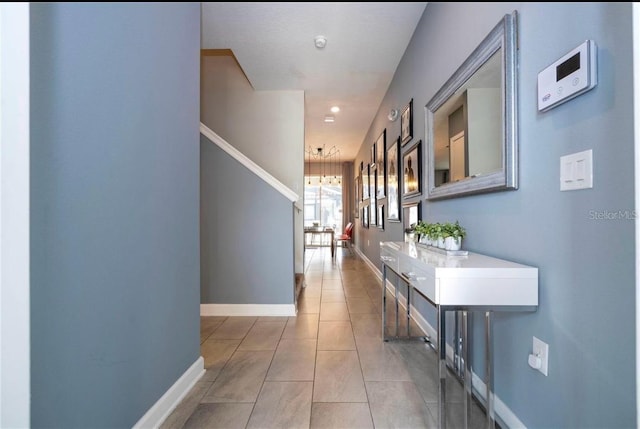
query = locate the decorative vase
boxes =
[445,236,462,251]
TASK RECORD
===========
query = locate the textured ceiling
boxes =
[201,2,428,161]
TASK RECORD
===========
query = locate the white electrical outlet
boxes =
[532,336,549,376]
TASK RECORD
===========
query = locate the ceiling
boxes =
[201,2,428,161]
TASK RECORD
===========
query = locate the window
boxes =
[304,175,343,231]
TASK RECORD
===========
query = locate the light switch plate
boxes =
[560,149,593,191]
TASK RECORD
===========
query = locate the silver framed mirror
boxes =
[426,11,518,200]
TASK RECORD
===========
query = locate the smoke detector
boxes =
[388,109,399,122]
[314,35,327,49]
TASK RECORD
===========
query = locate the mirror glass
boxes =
[426,12,518,200]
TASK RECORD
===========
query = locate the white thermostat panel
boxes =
[538,40,597,112]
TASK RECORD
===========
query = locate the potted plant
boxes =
[405,222,419,243]
[443,221,466,251]
[414,220,429,244]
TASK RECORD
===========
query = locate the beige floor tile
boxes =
[351,315,382,340]
[266,339,317,381]
[320,289,346,303]
[257,316,289,322]
[200,317,226,343]
[247,381,313,428]
[365,381,436,428]
[321,279,343,289]
[319,301,350,321]
[426,400,488,429]
[300,285,322,298]
[160,381,212,429]
[317,321,355,350]
[208,316,257,340]
[313,351,367,402]
[355,337,413,381]
[182,403,254,429]
[171,250,459,428]
[394,342,440,400]
[346,297,378,314]
[202,350,274,403]
[304,278,323,288]
[282,314,319,339]
[237,321,286,351]
[200,339,241,380]
[343,286,369,298]
[310,403,373,429]
[298,297,321,314]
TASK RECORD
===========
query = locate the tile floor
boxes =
[161,247,489,429]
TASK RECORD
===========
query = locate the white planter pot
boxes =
[437,237,446,249]
[445,236,462,251]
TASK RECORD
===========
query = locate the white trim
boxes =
[132,357,205,429]
[633,4,640,427]
[0,3,30,428]
[200,303,297,317]
[362,248,526,428]
[199,123,298,202]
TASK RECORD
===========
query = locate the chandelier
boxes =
[306,144,341,185]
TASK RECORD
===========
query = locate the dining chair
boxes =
[333,222,354,257]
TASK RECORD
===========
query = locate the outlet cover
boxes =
[533,336,549,376]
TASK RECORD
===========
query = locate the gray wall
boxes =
[30,3,201,427]
[201,135,295,305]
[201,55,305,275]
[354,2,635,427]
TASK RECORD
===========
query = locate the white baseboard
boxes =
[133,356,205,429]
[363,249,525,429]
[200,303,296,317]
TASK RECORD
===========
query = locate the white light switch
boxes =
[560,149,593,191]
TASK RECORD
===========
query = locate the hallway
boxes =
[162,247,486,428]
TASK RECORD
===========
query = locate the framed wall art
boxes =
[362,164,370,200]
[387,136,400,222]
[377,203,384,230]
[362,205,369,228]
[402,140,422,198]
[370,198,376,227]
[376,129,386,198]
[370,144,376,168]
[403,201,421,241]
[354,174,360,218]
[369,167,375,202]
[401,98,413,146]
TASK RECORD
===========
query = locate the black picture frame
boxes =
[370,144,376,168]
[363,205,369,228]
[370,198,376,227]
[354,175,360,218]
[401,98,413,146]
[403,201,421,233]
[376,129,386,198]
[362,164,370,200]
[402,140,422,198]
[387,136,401,222]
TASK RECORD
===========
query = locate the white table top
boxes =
[380,241,539,308]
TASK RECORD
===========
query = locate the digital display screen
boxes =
[556,52,580,81]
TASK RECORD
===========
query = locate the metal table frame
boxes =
[381,256,536,429]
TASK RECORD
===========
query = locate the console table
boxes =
[380,241,538,429]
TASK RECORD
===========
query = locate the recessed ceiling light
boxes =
[330,106,340,113]
[324,115,335,123]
